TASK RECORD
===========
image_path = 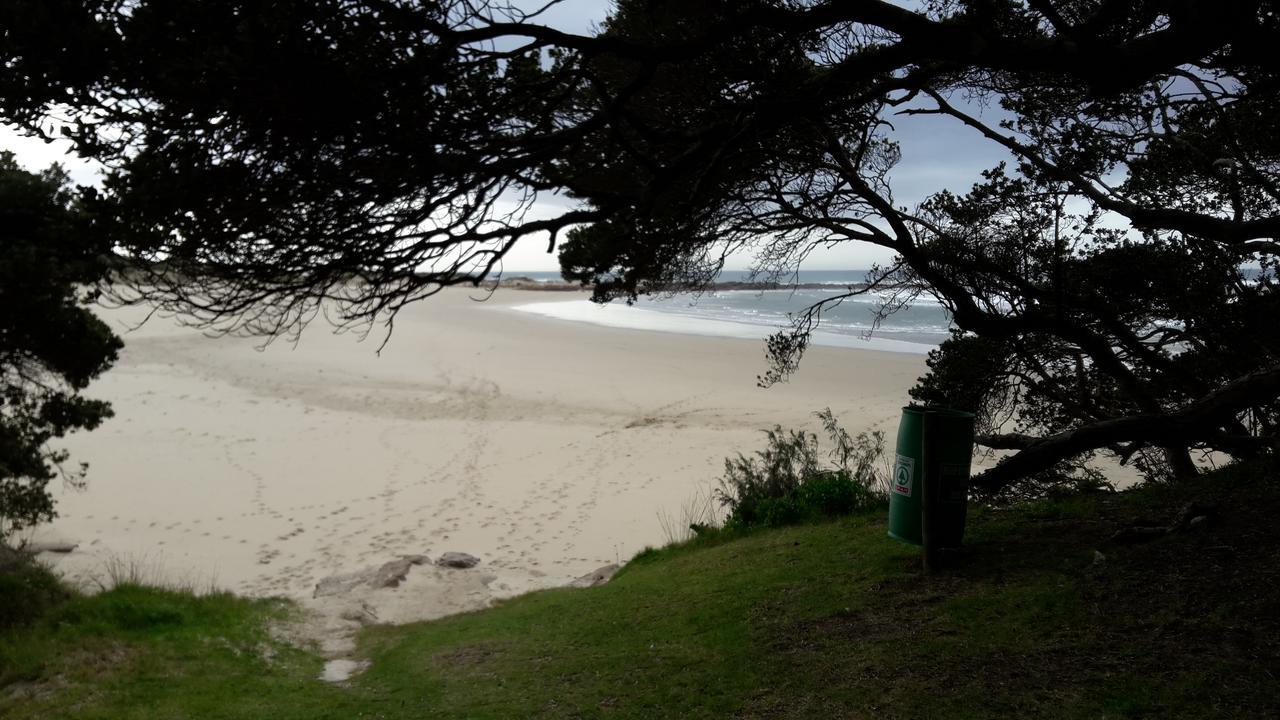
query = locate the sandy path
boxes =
[31,287,926,617]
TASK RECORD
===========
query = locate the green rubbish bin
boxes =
[887,406,975,547]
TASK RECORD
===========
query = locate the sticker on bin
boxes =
[892,454,915,497]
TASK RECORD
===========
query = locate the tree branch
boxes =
[974,363,1280,495]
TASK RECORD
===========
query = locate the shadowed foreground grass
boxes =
[3,460,1278,719]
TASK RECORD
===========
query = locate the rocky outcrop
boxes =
[338,601,379,625]
[313,558,418,598]
[25,541,78,554]
[435,552,480,569]
[571,564,620,588]
[369,558,414,588]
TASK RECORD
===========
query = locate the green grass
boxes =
[4,460,1279,718]
[0,584,358,719]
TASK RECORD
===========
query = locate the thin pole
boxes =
[921,410,939,573]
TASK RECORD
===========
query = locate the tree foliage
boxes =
[0,152,119,538]
[554,0,1280,497]
[2,0,1277,498]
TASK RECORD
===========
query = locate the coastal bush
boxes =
[718,426,820,526]
[795,470,869,517]
[815,408,891,496]
[718,409,886,529]
[0,551,68,629]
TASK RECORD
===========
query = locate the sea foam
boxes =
[512,299,937,355]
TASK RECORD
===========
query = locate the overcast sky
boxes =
[1,0,1007,273]
[496,0,1008,271]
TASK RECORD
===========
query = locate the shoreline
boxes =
[507,298,937,355]
[31,287,926,624]
[490,276,877,293]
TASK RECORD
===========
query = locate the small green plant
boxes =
[718,409,887,529]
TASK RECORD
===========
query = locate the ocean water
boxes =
[507,266,1270,354]
[506,270,952,355]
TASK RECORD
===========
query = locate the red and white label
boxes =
[892,454,915,497]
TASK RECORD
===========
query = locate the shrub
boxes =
[816,408,890,496]
[0,548,70,629]
[796,471,879,517]
[718,409,888,529]
[753,496,806,528]
[718,426,821,527]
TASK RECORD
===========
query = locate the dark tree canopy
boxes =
[2,0,1277,499]
[0,152,119,538]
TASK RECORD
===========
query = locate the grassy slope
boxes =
[0,587,360,718]
[3,460,1278,719]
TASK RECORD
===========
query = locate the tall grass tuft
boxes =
[657,486,720,545]
[87,552,220,596]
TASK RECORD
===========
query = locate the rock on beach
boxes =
[435,552,481,569]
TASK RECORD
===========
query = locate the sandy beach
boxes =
[30,286,925,622]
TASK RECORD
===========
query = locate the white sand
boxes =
[31,287,925,618]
